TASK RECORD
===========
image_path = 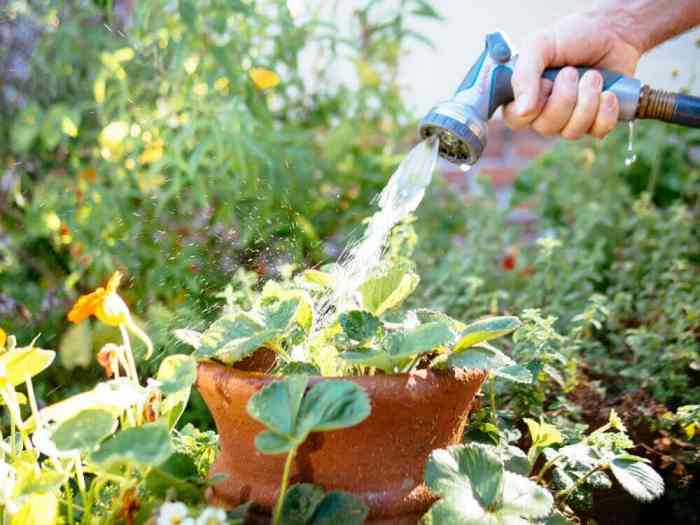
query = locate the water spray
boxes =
[420,31,700,165]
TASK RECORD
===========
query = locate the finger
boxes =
[503,78,552,130]
[560,70,603,140]
[511,33,555,118]
[589,91,619,138]
[531,67,579,137]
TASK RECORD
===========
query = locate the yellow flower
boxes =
[249,67,280,90]
[139,139,164,164]
[0,328,6,349]
[193,82,209,97]
[45,212,61,232]
[99,121,129,159]
[68,271,130,327]
[214,77,229,92]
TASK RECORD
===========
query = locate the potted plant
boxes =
[180,254,527,523]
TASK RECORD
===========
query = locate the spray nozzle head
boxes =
[419,101,487,165]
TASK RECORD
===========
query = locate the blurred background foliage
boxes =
[0,0,448,353]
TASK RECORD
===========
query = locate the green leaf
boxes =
[310,491,368,524]
[493,365,533,384]
[11,492,58,525]
[90,420,173,469]
[17,471,68,496]
[173,329,203,350]
[610,456,664,502]
[280,484,325,525]
[11,103,41,153]
[274,361,321,376]
[424,444,503,509]
[423,445,553,524]
[447,346,514,371]
[248,377,371,455]
[340,349,394,372]
[0,347,55,387]
[388,321,454,358]
[51,409,116,452]
[264,299,300,331]
[195,313,280,364]
[157,354,197,395]
[339,311,381,341]
[298,380,371,434]
[453,317,521,352]
[500,472,553,518]
[247,375,308,438]
[144,453,204,504]
[359,265,419,315]
[255,430,295,454]
[59,322,93,370]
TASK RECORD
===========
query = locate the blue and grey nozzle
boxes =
[420,31,700,165]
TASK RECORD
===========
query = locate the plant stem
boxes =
[272,447,297,525]
[64,481,75,525]
[556,464,606,502]
[535,451,565,481]
[489,373,497,425]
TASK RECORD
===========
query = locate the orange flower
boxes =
[68,271,130,327]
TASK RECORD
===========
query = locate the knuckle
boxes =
[561,128,583,141]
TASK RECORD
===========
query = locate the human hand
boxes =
[503,10,642,140]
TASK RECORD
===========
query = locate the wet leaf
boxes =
[339,311,381,342]
[157,354,197,395]
[340,348,394,372]
[388,321,454,358]
[51,409,116,452]
[359,265,419,315]
[453,316,521,352]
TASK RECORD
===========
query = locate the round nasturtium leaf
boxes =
[90,420,173,469]
[51,408,116,452]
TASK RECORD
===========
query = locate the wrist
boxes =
[589,2,649,53]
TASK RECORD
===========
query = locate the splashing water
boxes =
[315,138,439,327]
[625,121,637,167]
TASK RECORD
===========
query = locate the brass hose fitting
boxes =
[637,85,677,122]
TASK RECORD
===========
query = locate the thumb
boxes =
[512,34,555,117]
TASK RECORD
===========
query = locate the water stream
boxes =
[315,138,439,329]
[625,121,637,166]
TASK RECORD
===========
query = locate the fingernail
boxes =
[563,67,578,83]
[590,72,603,89]
[516,94,532,115]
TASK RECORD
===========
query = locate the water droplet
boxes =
[459,163,471,173]
[625,121,637,167]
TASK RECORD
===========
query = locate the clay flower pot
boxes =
[196,360,487,524]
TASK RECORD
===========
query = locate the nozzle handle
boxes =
[487,65,641,121]
[541,67,625,91]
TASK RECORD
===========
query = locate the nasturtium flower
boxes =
[249,67,280,90]
[68,271,129,327]
[0,328,6,350]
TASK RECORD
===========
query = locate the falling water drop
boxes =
[625,121,637,167]
[459,163,471,173]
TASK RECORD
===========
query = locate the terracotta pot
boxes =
[196,360,487,523]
